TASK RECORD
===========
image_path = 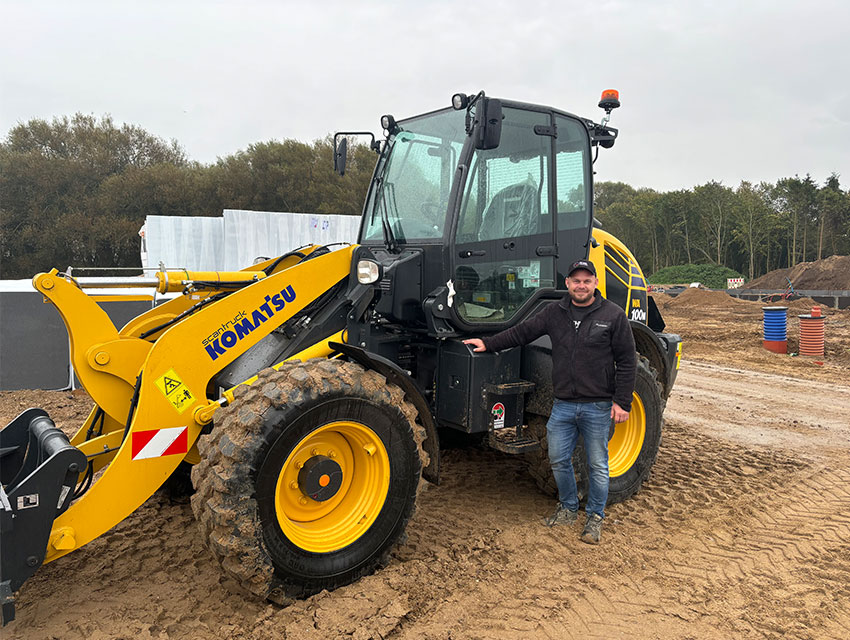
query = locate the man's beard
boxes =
[569,289,594,304]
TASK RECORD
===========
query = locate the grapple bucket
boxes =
[0,408,86,625]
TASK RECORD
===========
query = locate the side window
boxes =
[553,115,592,275]
[555,116,591,231]
[454,108,555,324]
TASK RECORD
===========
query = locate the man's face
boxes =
[566,270,598,305]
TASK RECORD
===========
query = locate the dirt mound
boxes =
[785,297,829,313]
[746,255,850,290]
[649,291,673,309]
[665,287,754,309]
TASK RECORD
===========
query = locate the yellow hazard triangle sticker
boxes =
[154,368,196,414]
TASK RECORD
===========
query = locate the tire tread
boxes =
[191,358,426,604]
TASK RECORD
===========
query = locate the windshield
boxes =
[362,108,466,243]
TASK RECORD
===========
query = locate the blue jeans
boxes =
[546,399,612,519]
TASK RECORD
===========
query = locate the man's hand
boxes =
[463,338,487,352]
[611,402,629,424]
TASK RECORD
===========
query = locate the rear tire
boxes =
[191,359,425,603]
[524,356,663,505]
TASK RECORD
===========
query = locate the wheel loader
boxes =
[0,90,682,624]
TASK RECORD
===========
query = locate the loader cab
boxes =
[358,96,598,333]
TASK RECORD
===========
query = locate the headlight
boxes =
[356,260,381,284]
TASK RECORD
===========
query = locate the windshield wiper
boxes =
[376,179,400,253]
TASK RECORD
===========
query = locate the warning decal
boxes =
[162,376,181,395]
[492,402,506,429]
[154,368,196,414]
[132,427,188,460]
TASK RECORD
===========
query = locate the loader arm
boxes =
[117,248,315,341]
[38,246,356,564]
[0,247,357,624]
[61,248,327,460]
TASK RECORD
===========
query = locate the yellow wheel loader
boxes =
[0,90,681,624]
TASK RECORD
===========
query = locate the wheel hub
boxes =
[274,420,391,552]
[297,455,343,502]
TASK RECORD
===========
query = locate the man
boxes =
[463,260,636,544]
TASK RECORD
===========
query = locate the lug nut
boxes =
[298,497,308,505]
[289,481,298,490]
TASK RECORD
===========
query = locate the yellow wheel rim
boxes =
[274,421,390,553]
[608,393,646,478]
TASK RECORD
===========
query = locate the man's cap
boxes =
[567,260,597,277]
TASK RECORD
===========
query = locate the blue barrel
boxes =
[762,306,788,353]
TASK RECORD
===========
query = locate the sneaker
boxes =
[543,504,578,527]
[580,513,603,544]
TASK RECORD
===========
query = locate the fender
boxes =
[630,320,679,397]
[330,342,440,485]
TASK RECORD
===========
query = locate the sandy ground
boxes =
[2,291,849,640]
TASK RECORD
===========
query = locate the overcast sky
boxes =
[2,0,848,192]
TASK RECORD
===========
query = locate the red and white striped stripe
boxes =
[131,427,188,460]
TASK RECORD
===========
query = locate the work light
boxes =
[452,93,469,110]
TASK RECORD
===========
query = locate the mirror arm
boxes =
[333,131,382,176]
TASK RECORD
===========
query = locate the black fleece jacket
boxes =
[482,292,637,411]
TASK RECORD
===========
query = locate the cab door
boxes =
[452,108,556,326]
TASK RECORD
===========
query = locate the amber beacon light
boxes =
[598,89,621,111]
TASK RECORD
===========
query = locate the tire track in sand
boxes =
[383,362,850,639]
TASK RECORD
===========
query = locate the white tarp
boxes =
[143,215,225,270]
[0,279,38,292]
[221,210,361,270]
[141,210,361,271]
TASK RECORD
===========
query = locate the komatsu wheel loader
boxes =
[0,90,682,624]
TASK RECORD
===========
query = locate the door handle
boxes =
[459,250,486,258]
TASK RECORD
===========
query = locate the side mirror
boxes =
[476,98,502,150]
[333,136,348,176]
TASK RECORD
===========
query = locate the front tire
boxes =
[191,359,425,603]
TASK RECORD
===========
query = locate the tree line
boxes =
[595,176,850,280]
[0,114,374,278]
[2,114,848,280]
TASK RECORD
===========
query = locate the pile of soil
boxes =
[664,287,753,309]
[746,254,850,290]
[653,288,850,375]
[655,287,836,314]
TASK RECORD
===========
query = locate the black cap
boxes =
[567,260,597,277]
